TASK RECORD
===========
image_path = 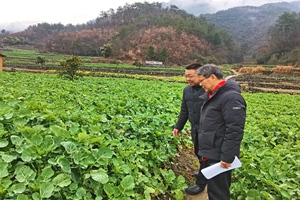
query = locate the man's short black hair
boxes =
[185,63,202,70]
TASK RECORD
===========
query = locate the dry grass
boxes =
[238,67,253,73]
[272,65,294,73]
[238,66,266,73]
[252,66,266,73]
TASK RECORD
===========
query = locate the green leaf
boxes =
[120,175,134,190]
[76,187,86,198]
[40,182,54,198]
[175,175,187,189]
[145,186,155,193]
[0,129,7,135]
[161,169,175,184]
[0,138,9,148]
[1,177,12,189]
[69,122,80,134]
[15,165,36,183]
[10,135,24,146]
[261,191,274,199]
[48,158,56,165]
[246,189,261,198]
[50,125,70,139]
[104,184,118,198]
[90,169,109,184]
[94,147,113,159]
[0,162,9,178]
[78,132,90,142]
[4,112,14,120]
[21,148,36,162]
[119,164,131,174]
[57,157,71,172]
[2,153,17,163]
[32,192,41,200]
[30,134,43,146]
[173,189,184,200]
[11,183,26,194]
[43,135,55,151]
[99,114,108,123]
[61,141,78,154]
[69,182,78,191]
[52,174,71,187]
[280,190,291,198]
[40,166,54,181]
[17,194,29,200]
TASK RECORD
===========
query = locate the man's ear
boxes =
[210,74,217,80]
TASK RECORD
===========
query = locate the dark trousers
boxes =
[195,159,207,188]
[200,159,232,200]
[192,135,207,189]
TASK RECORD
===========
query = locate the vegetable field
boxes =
[0,72,187,200]
[232,93,300,199]
[0,72,299,200]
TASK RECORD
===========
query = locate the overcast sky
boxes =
[0,0,297,25]
[168,0,296,11]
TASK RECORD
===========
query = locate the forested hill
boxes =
[202,1,300,58]
[3,2,300,65]
[0,2,242,65]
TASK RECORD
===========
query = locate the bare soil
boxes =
[172,145,208,200]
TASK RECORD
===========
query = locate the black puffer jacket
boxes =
[175,85,205,142]
[197,80,246,163]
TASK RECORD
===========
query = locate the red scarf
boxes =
[208,80,226,99]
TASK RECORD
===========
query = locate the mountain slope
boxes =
[201,1,300,56]
[1,2,243,65]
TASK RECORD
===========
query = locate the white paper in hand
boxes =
[201,156,242,179]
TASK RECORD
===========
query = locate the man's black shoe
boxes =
[185,184,205,195]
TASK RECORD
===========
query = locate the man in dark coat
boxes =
[196,64,246,200]
[173,63,207,195]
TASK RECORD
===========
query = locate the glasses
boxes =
[199,77,208,83]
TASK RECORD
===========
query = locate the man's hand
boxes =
[173,128,180,137]
[220,161,232,169]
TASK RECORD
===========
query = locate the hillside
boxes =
[0,2,242,66]
[2,1,300,65]
[202,1,300,59]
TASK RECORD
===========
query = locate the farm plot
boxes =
[231,93,300,199]
[0,72,299,200]
[0,72,188,200]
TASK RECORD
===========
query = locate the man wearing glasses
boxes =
[195,64,246,199]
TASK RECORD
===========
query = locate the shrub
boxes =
[58,56,83,80]
[100,44,113,58]
[133,61,143,67]
[35,56,46,66]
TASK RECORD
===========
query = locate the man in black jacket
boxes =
[173,63,207,195]
[196,64,246,200]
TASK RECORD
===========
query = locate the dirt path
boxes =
[171,145,209,200]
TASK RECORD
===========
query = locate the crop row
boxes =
[233,93,300,199]
[0,72,187,200]
[0,72,299,199]
[2,48,184,72]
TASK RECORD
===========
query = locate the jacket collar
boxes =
[208,80,226,98]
